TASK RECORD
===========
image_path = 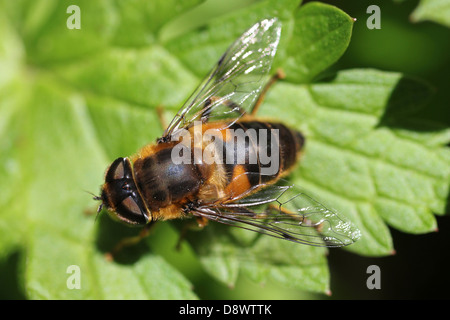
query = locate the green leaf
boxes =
[0,0,448,299]
[112,0,206,46]
[0,75,197,299]
[260,69,448,255]
[165,0,302,77]
[283,2,354,83]
[185,223,330,293]
[23,0,119,64]
[411,0,450,28]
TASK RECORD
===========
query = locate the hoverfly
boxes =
[95,18,361,249]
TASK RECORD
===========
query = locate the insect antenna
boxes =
[84,190,104,222]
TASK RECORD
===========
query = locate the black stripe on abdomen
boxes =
[220,121,304,187]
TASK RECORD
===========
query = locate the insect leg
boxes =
[250,68,285,116]
[105,221,156,261]
[156,105,167,129]
[175,216,209,250]
[201,96,246,122]
[267,203,324,234]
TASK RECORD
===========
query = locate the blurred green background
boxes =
[0,0,449,300]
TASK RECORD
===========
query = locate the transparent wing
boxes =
[163,18,282,140]
[193,179,361,248]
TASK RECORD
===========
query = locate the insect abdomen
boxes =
[221,120,304,191]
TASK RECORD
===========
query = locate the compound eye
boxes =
[105,158,132,182]
[113,161,125,180]
[116,196,148,225]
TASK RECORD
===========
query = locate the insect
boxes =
[94,18,361,250]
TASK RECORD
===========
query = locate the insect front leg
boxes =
[105,221,156,261]
[175,220,206,251]
[175,202,210,250]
